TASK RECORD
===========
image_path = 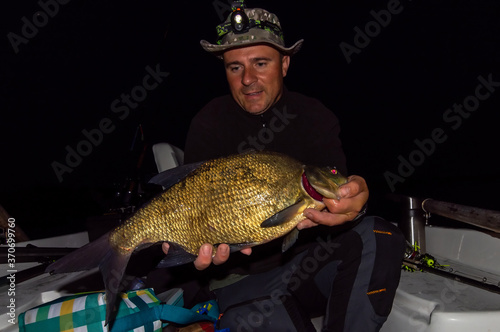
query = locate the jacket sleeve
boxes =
[183,112,220,164]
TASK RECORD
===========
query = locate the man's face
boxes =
[223,45,290,115]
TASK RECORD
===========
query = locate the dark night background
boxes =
[1,0,499,240]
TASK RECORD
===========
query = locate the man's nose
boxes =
[242,67,257,86]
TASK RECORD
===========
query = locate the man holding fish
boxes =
[162,1,406,331]
[46,2,406,330]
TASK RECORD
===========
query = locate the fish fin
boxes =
[99,249,132,326]
[227,243,258,252]
[155,243,197,268]
[260,200,306,228]
[45,232,111,273]
[45,232,132,327]
[282,228,300,252]
[148,161,204,189]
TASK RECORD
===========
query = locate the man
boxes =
[162,2,405,331]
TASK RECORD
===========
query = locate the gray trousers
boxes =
[214,216,406,332]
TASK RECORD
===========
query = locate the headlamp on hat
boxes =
[216,1,284,45]
[202,2,304,57]
[231,8,250,33]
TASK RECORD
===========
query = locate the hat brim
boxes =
[200,38,304,57]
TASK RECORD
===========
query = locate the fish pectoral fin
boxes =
[282,228,300,252]
[155,243,197,268]
[148,161,205,189]
[260,200,306,228]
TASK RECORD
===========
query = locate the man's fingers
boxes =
[164,242,250,270]
[161,242,170,255]
[193,244,214,270]
[240,247,252,256]
[212,244,230,265]
[296,218,318,230]
[303,208,351,227]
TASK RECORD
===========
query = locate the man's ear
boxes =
[282,55,290,77]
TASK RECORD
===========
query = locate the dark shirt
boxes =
[184,88,348,175]
[179,88,351,277]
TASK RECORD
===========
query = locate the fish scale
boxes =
[46,151,347,325]
[110,153,307,255]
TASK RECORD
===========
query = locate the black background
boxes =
[1,0,499,239]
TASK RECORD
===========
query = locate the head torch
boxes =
[201,1,304,57]
[231,8,249,33]
[215,1,284,45]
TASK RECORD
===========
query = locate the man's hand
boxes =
[161,242,252,270]
[298,175,369,229]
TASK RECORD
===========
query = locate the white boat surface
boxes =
[381,225,500,332]
[0,232,94,332]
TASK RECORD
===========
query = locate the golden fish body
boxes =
[110,152,326,255]
[47,151,347,325]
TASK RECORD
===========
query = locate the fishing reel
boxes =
[403,241,440,272]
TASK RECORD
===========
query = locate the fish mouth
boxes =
[303,166,347,200]
[301,172,324,201]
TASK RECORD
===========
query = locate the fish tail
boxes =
[45,232,112,273]
[45,232,132,326]
[99,244,132,326]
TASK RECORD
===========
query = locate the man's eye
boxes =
[230,66,241,72]
[256,62,267,67]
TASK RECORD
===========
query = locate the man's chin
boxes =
[238,102,268,115]
[244,107,268,115]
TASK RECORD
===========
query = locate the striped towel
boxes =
[19,289,162,332]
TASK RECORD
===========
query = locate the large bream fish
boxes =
[46,151,348,324]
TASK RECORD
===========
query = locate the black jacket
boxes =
[184,88,348,174]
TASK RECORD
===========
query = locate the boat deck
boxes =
[382,226,500,332]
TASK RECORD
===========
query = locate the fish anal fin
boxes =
[261,200,306,228]
[155,242,197,268]
[227,243,258,253]
[282,228,300,252]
